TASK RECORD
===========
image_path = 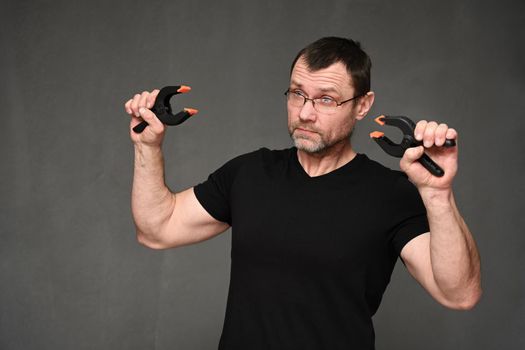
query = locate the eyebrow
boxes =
[319,86,339,94]
[290,80,340,95]
[289,80,302,88]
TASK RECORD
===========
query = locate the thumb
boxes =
[400,146,424,169]
[139,107,164,134]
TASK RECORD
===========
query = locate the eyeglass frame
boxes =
[284,89,365,113]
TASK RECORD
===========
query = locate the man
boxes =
[124,37,481,349]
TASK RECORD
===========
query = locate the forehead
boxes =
[290,58,353,94]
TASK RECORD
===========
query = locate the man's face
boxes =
[287,58,360,154]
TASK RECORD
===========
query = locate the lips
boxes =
[295,127,318,134]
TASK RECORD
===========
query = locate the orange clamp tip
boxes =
[370,131,384,139]
[177,85,192,93]
[374,115,385,125]
[184,108,199,116]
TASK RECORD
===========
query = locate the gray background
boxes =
[1,0,524,349]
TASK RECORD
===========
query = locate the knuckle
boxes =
[415,120,426,129]
[416,120,427,129]
[426,123,438,133]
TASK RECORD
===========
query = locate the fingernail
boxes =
[139,108,146,115]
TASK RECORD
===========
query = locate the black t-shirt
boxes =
[194,147,429,350]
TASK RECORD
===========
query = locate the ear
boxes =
[354,91,375,120]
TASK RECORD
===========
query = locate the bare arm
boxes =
[401,192,481,309]
[125,90,229,249]
[399,121,482,310]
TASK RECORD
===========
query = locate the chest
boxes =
[229,171,392,270]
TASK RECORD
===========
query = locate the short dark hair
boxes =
[290,37,371,98]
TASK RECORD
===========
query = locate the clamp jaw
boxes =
[132,85,198,133]
[370,115,456,177]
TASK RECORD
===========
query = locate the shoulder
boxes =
[359,154,408,182]
[214,147,293,176]
[357,154,419,197]
[225,147,293,167]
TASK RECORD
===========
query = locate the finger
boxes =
[138,107,164,134]
[147,89,160,109]
[423,121,438,148]
[139,91,150,111]
[131,94,142,117]
[400,146,424,171]
[125,99,133,114]
[414,120,427,141]
[435,123,448,147]
[405,145,425,162]
[446,128,458,142]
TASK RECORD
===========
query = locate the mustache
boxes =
[290,122,321,134]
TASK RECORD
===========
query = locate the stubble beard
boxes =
[288,123,354,154]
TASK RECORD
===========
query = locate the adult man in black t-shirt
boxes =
[124,37,482,349]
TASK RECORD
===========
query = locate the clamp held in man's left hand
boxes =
[370,115,456,177]
[132,85,198,133]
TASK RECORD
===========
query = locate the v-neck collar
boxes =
[290,147,365,181]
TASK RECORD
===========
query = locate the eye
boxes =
[292,90,305,97]
[318,96,336,105]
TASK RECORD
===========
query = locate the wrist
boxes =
[134,143,165,169]
[134,142,162,154]
[418,186,453,208]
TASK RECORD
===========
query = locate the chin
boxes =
[293,137,326,154]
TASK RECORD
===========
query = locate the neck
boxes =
[296,140,356,177]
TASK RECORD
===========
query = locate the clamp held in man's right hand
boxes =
[370,115,456,177]
[133,85,198,133]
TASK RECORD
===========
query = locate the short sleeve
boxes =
[388,174,430,256]
[193,151,256,225]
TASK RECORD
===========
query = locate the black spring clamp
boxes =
[370,115,456,177]
[133,85,198,133]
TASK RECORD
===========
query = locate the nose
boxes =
[299,99,317,122]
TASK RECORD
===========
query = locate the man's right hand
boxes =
[124,89,165,147]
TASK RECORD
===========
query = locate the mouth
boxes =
[295,127,317,134]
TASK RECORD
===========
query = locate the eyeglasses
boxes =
[284,90,363,115]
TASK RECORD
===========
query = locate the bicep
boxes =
[153,187,230,249]
[400,232,455,308]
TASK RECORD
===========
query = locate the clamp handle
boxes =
[413,138,455,177]
[419,153,445,177]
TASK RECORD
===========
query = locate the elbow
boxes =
[136,231,172,250]
[445,286,483,311]
[459,287,483,310]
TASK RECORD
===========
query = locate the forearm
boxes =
[132,144,175,241]
[420,188,482,306]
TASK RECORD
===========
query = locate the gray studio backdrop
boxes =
[1,0,524,349]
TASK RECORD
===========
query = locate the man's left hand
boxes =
[400,120,458,191]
